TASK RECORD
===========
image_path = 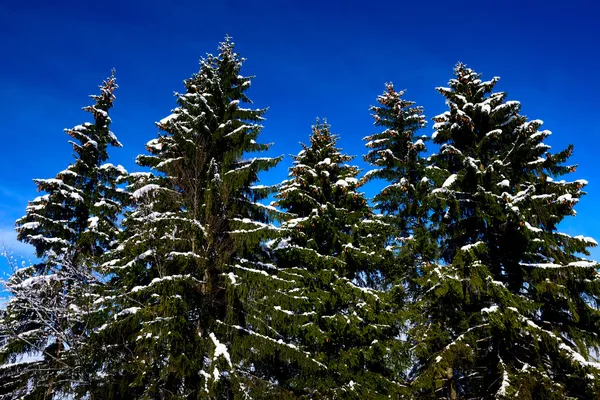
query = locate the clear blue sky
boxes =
[1,0,599,275]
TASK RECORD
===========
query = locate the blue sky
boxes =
[1,0,599,275]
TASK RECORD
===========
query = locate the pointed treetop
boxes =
[370,83,426,132]
[88,71,118,114]
[65,71,121,165]
[218,35,245,65]
[438,62,501,101]
[309,117,335,146]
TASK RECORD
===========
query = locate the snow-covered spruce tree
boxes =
[363,83,437,296]
[88,38,282,399]
[0,73,126,399]
[410,63,600,398]
[250,120,406,398]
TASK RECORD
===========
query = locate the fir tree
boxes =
[0,72,126,399]
[411,63,600,399]
[89,37,282,399]
[254,120,406,398]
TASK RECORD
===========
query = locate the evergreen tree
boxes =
[364,83,436,296]
[89,37,281,399]
[0,72,126,399]
[0,264,43,400]
[254,120,406,398]
[364,83,428,236]
[411,63,600,399]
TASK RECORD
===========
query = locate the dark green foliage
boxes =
[364,83,439,298]
[88,38,282,399]
[1,73,125,399]
[250,120,407,398]
[410,63,600,399]
[365,83,428,225]
[1,40,599,400]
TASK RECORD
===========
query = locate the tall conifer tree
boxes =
[89,38,281,399]
[254,120,406,398]
[411,64,600,399]
[0,73,126,399]
[364,83,436,295]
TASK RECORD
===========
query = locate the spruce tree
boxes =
[0,73,126,398]
[364,83,436,296]
[364,83,428,234]
[89,37,282,399]
[253,120,406,398]
[411,64,600,399]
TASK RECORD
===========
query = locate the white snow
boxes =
[568,260,597,268]
[12,274,59,290]
[274,306,294,315]
[72,123,92,131]
[486,129,503,137]
[226,272,238,284]
[559,343,600,370]
[574,235,598,246]
[88,216,99,229]
[100,163,128,175]
[442,174,457,188]
[497,364,510,396]
[524,222,542,233]
[209,332,232,368]
[129,274,199,293]
[225,124,252,138]
[146,138,163,151]
[461,242,483,252]
[363,169,379,179]
[481,305,499,314]
[17,222,40,231]
[133,184,161,199]
[116,307,140,318]
[70,192,84,202]
[556,193,576,204]
[159,113,178,125]
[345,279,381,300]
[199,370,211,392]
[520,262,563,269]
[527,157,546,165]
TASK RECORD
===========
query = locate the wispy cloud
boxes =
[0,184,30,203]
[0,227,34,258]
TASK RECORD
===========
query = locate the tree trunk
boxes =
[447,367,457,399]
